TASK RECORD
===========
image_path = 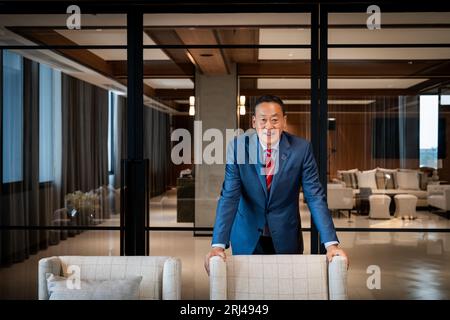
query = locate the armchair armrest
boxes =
[427,184,450,195]
[162,257,182,300]
[38,256,62,300]
[428,184,442,195]
[328,255,348,300]
[332,178,346,186]
[209,256,227,300]
[444,189,450,211]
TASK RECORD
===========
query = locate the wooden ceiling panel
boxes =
[239,60,450,78]
[144,29,191,64]
[117,78,155,97]
[154,89,194,99]
[240,88,417,98]
[239,78,257,89]
[329,60,450,78]
[215,28,259,63]
[8,26,450,105]
[8,27,197,111]
[175,28,227,75]
[9,27,114,76]
[110,60,194,78]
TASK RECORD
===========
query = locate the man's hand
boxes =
[204,247,226,276]
[326,245,349,269]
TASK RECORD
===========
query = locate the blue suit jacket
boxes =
[212,131,338,254]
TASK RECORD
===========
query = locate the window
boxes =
[108,91,115,174]
[39,63,61,183]
[441,95,450,106]
[2,50,23,184]
[420,95,439,169]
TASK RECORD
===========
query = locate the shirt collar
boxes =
[258,136,280,151]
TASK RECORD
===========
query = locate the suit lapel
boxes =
[248,132,268,198]
[268,133,291,203]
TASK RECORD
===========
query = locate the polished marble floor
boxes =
[149,189,450,230]
[1,189,449,300]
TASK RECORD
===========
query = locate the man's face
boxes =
[252,101,287,146]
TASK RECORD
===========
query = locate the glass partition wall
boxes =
[0,12,127,298]
[325,4,450,299]
[0,2,449,300]
[0,7,317,299]
[326,8,450,228]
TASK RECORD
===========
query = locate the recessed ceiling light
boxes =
[186,51,197,65]
[288,52,294,57]
[96,29,102,32]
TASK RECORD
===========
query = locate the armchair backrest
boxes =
[39,256,181,300]
[209,255,347,300]
[427,184,450,194]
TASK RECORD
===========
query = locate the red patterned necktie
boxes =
[263,148,275,237]
[265,148,275,191]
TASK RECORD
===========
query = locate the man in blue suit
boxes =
[204,95,348,274]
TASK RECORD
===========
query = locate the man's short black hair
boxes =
[254,95,285,115]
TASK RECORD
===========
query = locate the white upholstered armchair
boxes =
[327,184,354,219]
[38,256,182,300]
[428,184,450,212]
[209,255,347,300]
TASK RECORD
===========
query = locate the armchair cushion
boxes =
[337,169,359,189]
[356,169,377,189]
[396,171,420,190]
[375,168,398,189]
[46,273,142,300]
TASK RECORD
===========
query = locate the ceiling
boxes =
[257,78,429,89]
[55,29,170,61]
[1,12,450,113]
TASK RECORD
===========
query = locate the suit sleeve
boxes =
[211,139,242,248]
[301,142,339,244]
